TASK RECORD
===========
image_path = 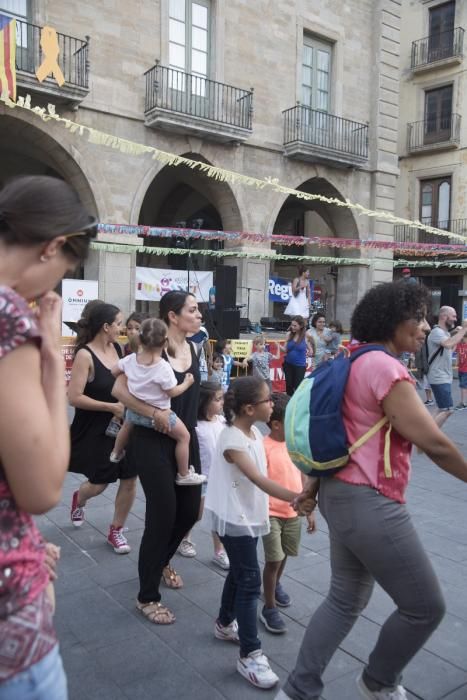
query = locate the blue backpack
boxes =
[284,344,393,477]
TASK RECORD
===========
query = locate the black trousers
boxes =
[284,361,306,396]
[128,426,201,603]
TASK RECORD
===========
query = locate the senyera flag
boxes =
[0,14,16,101]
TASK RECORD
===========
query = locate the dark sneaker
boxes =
[275,581,291,607]
[70,490,85,527]
[424,399,434,406]
[260,606,287,634]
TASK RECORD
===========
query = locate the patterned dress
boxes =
[0,286,56,681]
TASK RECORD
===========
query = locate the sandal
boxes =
[136,600,175,625]
[161,565,184,589]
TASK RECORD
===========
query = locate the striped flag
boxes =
[0,14,16,101]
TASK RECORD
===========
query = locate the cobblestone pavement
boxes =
[39,395,467,700]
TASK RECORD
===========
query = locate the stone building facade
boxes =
[0,0,402,327]
[395,0,467,318]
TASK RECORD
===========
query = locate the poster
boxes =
[61,279,99,336]
[230,339,252,358]
[135,267,213,303]
[269,277,317,304]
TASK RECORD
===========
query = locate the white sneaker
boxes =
[214,619,239,643]
[175,466,207,486]
[177,538,197,557]
[237,650,279,689]
[212,550,230,570]
[357,673,408,699]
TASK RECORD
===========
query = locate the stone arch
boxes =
[269,176,362,325]
[0,111,103,218]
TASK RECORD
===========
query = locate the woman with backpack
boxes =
[276,281,467,700]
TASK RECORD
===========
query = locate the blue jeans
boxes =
[219,535,262,657]
[0,645,67,700]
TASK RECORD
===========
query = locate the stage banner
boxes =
[269,277,292,303]
[61,279,99,335]
[136,267,213,302]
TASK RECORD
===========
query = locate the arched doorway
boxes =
[137,153,242,311]
[271,177,361,327]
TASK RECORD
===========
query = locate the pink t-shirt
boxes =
[117,353,177,410]
[335,348,414,503]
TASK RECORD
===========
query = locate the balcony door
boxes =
[419,176,451,242]
[424,85,453,144]
[0,0,30,70]
[301,36,332,146]
[428,1,455,62]
[168,0,211,117]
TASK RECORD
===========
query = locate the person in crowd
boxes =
[209,352,225,385]
[276,280,467,700]
[0,175,96,699]
[284,266,311,320]
[426,306,467,415]
[73,299,105,346]
[195,380,230,569]
[308,313,332,367]
[215,338,244,392]
[112,290,203,625]
[327,320,345,357]
[455,331,467,410]
[205,377,311,690]
[279,315,313,396]
[261,393,316,635]
[110,317,205,486]
[123,311,147,356]
[243,335,280,388]
[188,324,211,381]
[413,334,434,406]
[400,267,418,285]
[68,303,137,554]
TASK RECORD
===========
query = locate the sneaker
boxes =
[237,649,279,689]
[275,581,291,607]
[454,402,467,411]
[109,449,125,463]
[274,691,291,700]
[107,525,131,554]
[260,606,287,634]
[214,619,239,643]
[357,673,408,699]
[212,550,230,570]
[177,538,197,557]
[175,466,207,486]
[70,490,85,528]
[424,399,434,406]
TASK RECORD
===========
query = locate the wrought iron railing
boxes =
[394,218,467,245]
[283,105,368,160]
[11,17,89,89]
[407,114,460,151]
[144,63,253,130]
[411,27,464,69]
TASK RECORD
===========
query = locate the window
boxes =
[424,85,453,143]
[302,35,332,112]
[428,1,455,62]
[169,0,210,94]
[420,177,451,232]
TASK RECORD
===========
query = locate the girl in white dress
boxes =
[284,266,311,319]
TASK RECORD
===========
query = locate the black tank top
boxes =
[163,342,200,430]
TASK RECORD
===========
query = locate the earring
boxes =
[40,254,48,263]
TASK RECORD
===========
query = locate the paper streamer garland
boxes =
[1,91,466,243]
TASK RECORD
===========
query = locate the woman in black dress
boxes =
[68,303,138,554]
[113,291,202,624]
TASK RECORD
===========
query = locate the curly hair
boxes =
[351,281,431,343]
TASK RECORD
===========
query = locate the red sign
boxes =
[61,342,75,385]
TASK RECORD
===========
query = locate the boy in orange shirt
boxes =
[260,392,316,634]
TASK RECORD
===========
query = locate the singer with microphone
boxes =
[284,266,311,320]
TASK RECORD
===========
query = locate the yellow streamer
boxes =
[35,27,65,87]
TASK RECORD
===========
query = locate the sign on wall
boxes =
[135,267,213,303]
[61,279,99,335]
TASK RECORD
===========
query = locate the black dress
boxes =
[127,342,202,603]
[69,344,137,484]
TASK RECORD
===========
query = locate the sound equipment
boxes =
[205,308,240,340]
[215,266,237,309]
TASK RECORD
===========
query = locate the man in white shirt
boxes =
[427,306,467,414]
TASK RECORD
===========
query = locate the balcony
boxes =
[283,105,368,168]
[394,218,467,245]
[14,18,89,106]
[144,63,253,143]
[407,114,460,154]
[411,27,464,73]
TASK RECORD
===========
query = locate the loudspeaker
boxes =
[205,308,240,340]
[215,266,237,309]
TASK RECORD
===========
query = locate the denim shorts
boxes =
[430,382,453,410]
[459,371,467,389]
[0,644,67,700]
[126,408,177,430]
